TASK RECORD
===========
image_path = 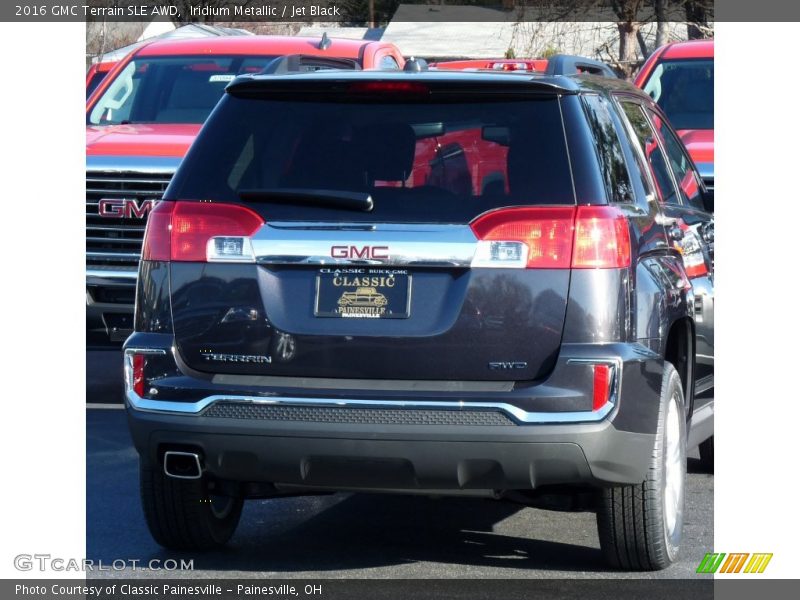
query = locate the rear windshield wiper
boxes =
[238,188,373,212]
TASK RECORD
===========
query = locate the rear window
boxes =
[166,94,576,223]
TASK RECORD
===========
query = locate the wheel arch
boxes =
[663,316,695,419]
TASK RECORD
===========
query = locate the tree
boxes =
[654,0,668,48]
[684,0,712,40]
[610,0,646,79]
[340,0,400,26]
[86,21,146,65]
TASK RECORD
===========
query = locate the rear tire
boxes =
[699,436,714,473]
[596,362,687,570]
[139,460,243,551]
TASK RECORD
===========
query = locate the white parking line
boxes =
[86,403,124,410]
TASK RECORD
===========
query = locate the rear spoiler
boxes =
[545,54,618,79]
[226,75,577,100]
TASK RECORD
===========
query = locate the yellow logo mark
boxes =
[743,553,773,574]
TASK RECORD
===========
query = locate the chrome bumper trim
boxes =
[250,221,478,268]
[86,155,182,174]
[87,268,139,281]
[123,349,620,424]
[125,390,614,424]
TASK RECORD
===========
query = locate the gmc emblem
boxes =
[98,198,156,219]
[330,245,389,260]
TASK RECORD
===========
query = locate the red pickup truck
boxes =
[635,39,714,193]
[86,36,405,345]
[430,58,549,72]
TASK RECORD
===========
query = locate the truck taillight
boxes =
[470,206,631,269]
[141,201,263,262]
[492,62,523,71]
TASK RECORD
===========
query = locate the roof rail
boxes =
[545,54,618,79]
[403,57,429,72]
[261,54,361,75]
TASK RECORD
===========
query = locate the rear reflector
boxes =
[470,205,631,269]
[132,354,146,397]
[592,364,611,411]
[141,201,263,262]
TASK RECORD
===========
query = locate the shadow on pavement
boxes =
[87,409,712,577]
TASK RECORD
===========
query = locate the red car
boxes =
[635,39,713,192]
[85,36,406,345]
[430,57,616,77]
[430,58,549,72]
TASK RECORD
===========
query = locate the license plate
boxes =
[314,269,411,319]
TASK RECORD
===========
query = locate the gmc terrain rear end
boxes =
[125,68,714,570]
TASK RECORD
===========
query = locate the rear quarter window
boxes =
[582,94,635,203]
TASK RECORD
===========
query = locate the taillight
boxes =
[470,207,575,269]
[572,206,631,269]
[674,221,708,278]
[141,201,174,261]
[348,81,429,95]
[141,201,263,263]
[682,258,708,278]
[470,205,631,269]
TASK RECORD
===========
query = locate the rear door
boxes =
[617,97,714,395]
[165,82,580,382]
[644,105,714,389]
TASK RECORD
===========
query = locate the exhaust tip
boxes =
[163,451,202,480]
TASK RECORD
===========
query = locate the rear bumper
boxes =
[128,409,655,491]
[125,337,664,491]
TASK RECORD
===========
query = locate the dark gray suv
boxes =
[124,63,714,570]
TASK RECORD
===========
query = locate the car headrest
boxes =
[683,78,713,112]
[281,125,367,191]
[506,124,573,204]
[166,72,227,110]
[357,123,417,182]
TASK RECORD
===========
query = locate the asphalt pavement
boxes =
[86,350,124,405]
[86,350,713,580]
